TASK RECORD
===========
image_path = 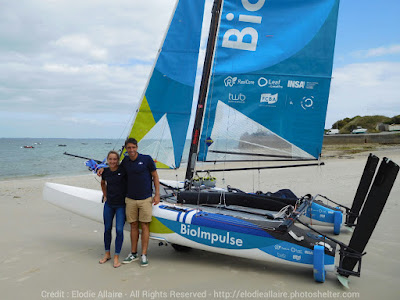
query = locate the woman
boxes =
[99,150,126,268]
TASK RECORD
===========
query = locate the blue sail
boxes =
[198,0,340,161]
[127,0,205,168]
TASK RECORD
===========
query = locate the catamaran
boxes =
[43,0,399,286]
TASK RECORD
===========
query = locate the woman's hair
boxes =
[107,150,120,161]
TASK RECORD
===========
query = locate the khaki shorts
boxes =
[125,197,153,223]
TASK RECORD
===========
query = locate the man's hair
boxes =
[125,137,138,147]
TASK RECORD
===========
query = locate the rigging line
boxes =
[196,162,324,173]
[225,137,294,157]
[155,117,169,164]
[209,150,314,160]
[239,72,333,79]
[204,159,316,162]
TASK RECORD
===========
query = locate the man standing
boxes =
[121,138,160,267]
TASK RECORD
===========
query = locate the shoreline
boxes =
[2,145,400,182]
[1,150,399,299]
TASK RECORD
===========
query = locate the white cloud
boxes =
[0,0,177,137]
[352,44,400,58]
[326,61,400,127]
[52,34,108,61]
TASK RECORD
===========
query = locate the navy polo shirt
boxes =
[121,153,156,200]
[101,166,126,206]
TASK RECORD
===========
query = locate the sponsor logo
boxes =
[305,250,313,255]
[180,224,243,247]
[287,80,305,89]
[237,78,255,85]
[291,247,303,254]
[260,93,278,104]
[224,76,237,87]
[293,255,302,261]
[258,77,283,88]
[306,82,318,89]
[224,76,254,87]
[277,253,286,259]
[138,162,143,165]
[301,96,314,110]
[274,245,281,250]
[228,93,246,103]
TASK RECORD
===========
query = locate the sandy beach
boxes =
[1,147,400,300]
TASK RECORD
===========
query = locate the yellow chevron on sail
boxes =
[128,95,156,142]
[122,96,172,169]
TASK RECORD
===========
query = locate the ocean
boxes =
[0,137,241,180]
[0,138,125,180]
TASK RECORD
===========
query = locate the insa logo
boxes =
[224,76,237,87]
[260,93,278,104]
[287,80,305,88]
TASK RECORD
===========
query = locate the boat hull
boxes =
[43,182,335,271]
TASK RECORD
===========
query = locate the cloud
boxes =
[326,61,400,127]
[52,34,108,61]
[0,0,177,137]
[352,44,400,58]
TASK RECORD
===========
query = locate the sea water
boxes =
[0,138,123,180]
[0,137,237,180]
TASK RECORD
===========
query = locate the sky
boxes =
[0,0,399,138]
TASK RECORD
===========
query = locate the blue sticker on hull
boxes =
[260,241,334,266]
[306,202,341,224]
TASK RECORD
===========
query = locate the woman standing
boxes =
[99,151,126,268]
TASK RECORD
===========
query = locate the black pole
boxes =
[185,0,223,189]
[63,152,102,164]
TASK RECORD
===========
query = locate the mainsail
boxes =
[198,0,340,162]
[125,0,206,168]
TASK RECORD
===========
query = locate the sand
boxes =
[1,148,400,300]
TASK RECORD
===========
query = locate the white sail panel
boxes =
[200,101,314,161]
[136,114,176,169]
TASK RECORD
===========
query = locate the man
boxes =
[117,138,160,266]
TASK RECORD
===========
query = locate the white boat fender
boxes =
[288,230,304,241]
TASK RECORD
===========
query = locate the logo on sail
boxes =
[228,93,246,103]
[258,77,282,88]
[301,96,314,110]
[224,76,254,87]
[224,76,237,87]
[260,93,278,104]
[287,80,305,89]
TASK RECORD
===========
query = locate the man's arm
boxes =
[101,179,107,202]
[151,170,160,205]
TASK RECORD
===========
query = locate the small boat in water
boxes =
[23,145,34,149]
[58,144,67,147]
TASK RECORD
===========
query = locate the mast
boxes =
[185,0,223,189]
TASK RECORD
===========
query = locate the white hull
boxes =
[43,182,335,272]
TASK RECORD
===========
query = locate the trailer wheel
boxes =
[313,245,326,283]
[171,244,192,252]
